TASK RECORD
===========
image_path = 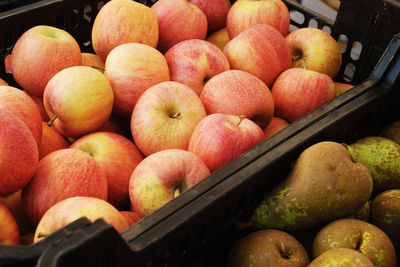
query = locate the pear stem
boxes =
[174,188,180,198]
[170,111,181,119]
[236,115,246,126]
[47,116,57,127]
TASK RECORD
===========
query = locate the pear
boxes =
[308,248,374,267]
[345,136,400,194]
[248,141,373,231]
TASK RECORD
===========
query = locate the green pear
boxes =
[380,120,400,145]
[248,141,373,231]
[345,136,400,194]
[308,248,374,267]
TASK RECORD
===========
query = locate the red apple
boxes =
[200,70,274,129]
[226,0,290,38]
[43,66,114,138]
[188,0,231,33]
[152,0,208,53]
[34,196,129,243]
[285,27,342,78]
[0,78,8,85]
[129,149,210,217]
[0,86,42,145]
[120,211,142,227]
[104,43,170,117]
[91,0,159,61]
[7,25,81,96]
[131,81,207,156]
[24,90,49,121]
[0,201,19,245]
[0,109,38,195]
[71,132,144,208]
[22,148,108,225]
[39,121,70,159]
[81,52,105,72]
[271,68,336,122]
[206,27,230,51]
[164,39,230,96]
[188,113,265,172]
[223,24,291,87]
[335,82,354,96]
[264,117,289,138]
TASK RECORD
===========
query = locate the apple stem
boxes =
[91,65,105,72]
[170,111,181,119]
[300,59,307,69]
[236,115,246,126]
[174,188,180,198]
[47,116,57,127]
[37,232,48,239]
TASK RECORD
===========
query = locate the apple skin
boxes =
[131,81,207,156]
[264,117,289,139]
[24,90,49,122]
[206,27,230,51]
[71,132,144,208]
[226,0,290,39]
[309,248,374,267]
[43,66,114,138]
[34,196,129,243]
[335,82,354,96]
[0,86,42,145]
[188,0,231,33]
[120,211,142,227]
[152,0,208,53]
[188,113,265,173]
[129,149,210,217]
[7,25,81,96]
[223,24,291,87]
[271,68,336,122]
[0,201,19,245]
[81,52,105,72]
[91,0,159,61]
[226,229,309,267]
[200,70,274,129]
[39,121,70,160]
[164,39,230,96]
[0,78,8,85]
[21,148,108,225]
[104,43,170,117]
[285,27,342,78]
[0,109,38,195]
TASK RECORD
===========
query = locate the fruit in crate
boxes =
[308,248,374,267]
[0,201,19,245]
[380,120,400,145]
[164,39,230,96]
[5,25,81,96]
[226,229,310,267]
[264,117,289,139]
[151,0,208,53]
[188,0,231,33]
[344,136,400,194]
[39,121,70,159]
[120,211,142,227]
[271,68,336,122]
[81,52,105,72]
[131,81,206,156]
[43,66,114,138]
[91,0,159,61]
[248,141,373,231]
[188,114,265,173]
[200,70,274,129]
[0,109,38,195]
[335,82,354,96]
[24,90,49,121]
[223,24,291,87]
[0,78,8,85]
[285,27,342,78]
[104,43,170,117]
[129,149,210,217]
[312,218,397,267]
[34,196,129,243]
[206,27,230,51]
[226,0,290,38]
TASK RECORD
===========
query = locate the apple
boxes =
[285,27,342,78]
[0,85,42,145]
[0,109,38,195]
[131,81,207,156]
[104,43,170,117]
[71,132,144,208]
[226,0,290,38]
[223,24,291,87]
[43,66,114,138]
[39,121,70,159]
[34,196,129,243]
[0,201,19,245]
[6,25,81,96]
[264,117,289,139]
[24,90,49,121]
[120,211,142,227]
[129,149,210,217]
[226,229,309,267]
[20,233,34,245]
[271,68,336,122]
[200,70,274,129]
[309,248,374,267]
[151,0,208,53]
[335,82,354,96]
[91,0,159,61]
[22,148,108,225]
[81,52,105,72]
[188,0,231,33]
[188,113,265,172]
[164,39,230,96]
[0,78,8,85]
[206,27,230,51]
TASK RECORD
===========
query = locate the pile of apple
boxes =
[0,0,353,247]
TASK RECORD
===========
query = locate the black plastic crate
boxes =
[0,0,400,266]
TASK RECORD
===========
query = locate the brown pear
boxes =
[308,248,374,267]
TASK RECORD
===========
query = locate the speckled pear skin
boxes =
[345,136,400,194]
[249,141,373,231]
[308,248,374,267]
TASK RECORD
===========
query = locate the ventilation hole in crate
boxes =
[71,9,79,29]
[97,1,105,11]
[289,24,299,33]
[83,5,92,23]
[337,34,349,54]
[322,25,331,34]
[350,41,362,61]
[308,18,318,28]
[343,63,355,82]
[290,10,305,25]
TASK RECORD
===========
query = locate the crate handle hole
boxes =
[350,41,362,61]
[290,10,305,25]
